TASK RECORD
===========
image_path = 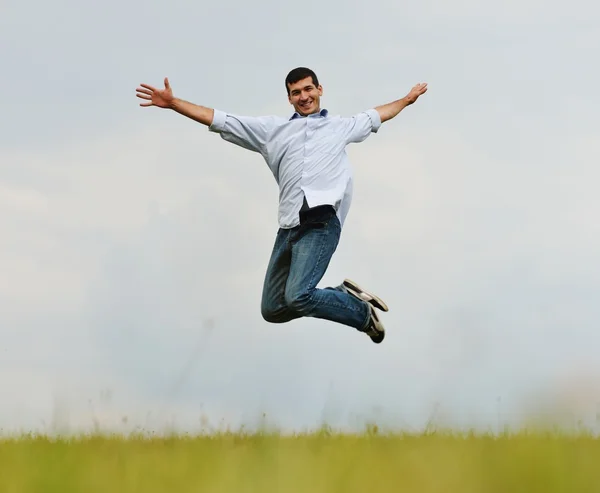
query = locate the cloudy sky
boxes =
[1,0,599,434]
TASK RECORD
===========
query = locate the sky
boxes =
[1,0,600,435]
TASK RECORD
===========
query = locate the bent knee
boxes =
[261,305,290,324]
[284,291,314,316]
[262,308,281,323]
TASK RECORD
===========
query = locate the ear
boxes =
[318,85,323,96]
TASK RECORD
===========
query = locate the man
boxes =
[136,67,427,344]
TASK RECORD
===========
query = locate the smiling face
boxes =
[287,76,323,116]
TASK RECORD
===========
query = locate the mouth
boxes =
[299,100,313,111]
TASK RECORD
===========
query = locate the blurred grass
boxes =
[1,428,599,492]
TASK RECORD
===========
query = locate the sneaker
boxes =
[341,279,389,312]
[363,304,385,344]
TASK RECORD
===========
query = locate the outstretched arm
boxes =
[375,83,428,123]
[136,77,276,155]
[343,82,428,144]
[136,77,214,126]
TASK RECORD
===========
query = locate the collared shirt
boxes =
[209,107,382,229]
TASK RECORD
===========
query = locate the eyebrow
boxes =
[292,85,313,94]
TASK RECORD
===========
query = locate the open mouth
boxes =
[299,100,313,110]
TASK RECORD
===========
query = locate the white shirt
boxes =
[209,107,382,229]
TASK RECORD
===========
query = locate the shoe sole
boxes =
[343,279,389,312]
[370,332,385,344]
[365,305,385,344]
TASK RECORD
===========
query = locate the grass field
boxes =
[1,427,599,492]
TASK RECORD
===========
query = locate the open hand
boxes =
[406,83,428,104]
[136,77,173,108]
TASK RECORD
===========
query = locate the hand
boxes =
[136,77,174,108]
[405,82,428,104]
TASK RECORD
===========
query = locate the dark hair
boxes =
[285,67,319,95]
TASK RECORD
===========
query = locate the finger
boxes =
[136,93,152,101]
[139,102,153,107]
[140,83,158,92]
[164,77,170,89]
[136,87,153,96]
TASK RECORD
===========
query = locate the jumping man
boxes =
[136,67,427,344]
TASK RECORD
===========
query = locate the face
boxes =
[287,77,323,116]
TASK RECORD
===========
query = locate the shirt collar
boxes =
[289,108,329,120]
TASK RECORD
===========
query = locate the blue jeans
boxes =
[260,205,371,331]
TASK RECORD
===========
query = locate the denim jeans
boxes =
[260,205,371,331]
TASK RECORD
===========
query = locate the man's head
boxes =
[285,67,323,116]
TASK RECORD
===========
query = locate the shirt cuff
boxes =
[366,108,382,133]
[209,109,227,133]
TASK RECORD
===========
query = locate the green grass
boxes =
[1,428,599,492]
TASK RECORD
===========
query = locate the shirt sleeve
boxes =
[343,109,382,144]
[209,109,275,155]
